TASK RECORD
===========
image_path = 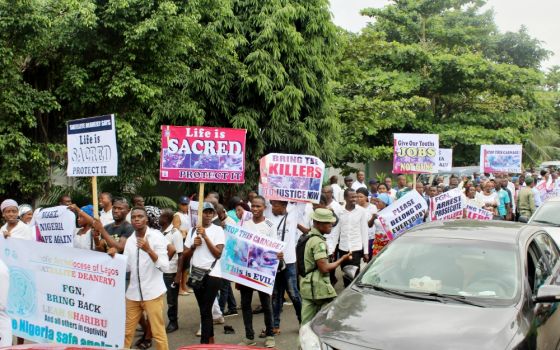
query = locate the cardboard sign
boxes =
[438,148,453,172]
[378,190,428,240]
[67,115,118,177]
[429,188,464,221]
[480,145,522,174]
[465,204,493,221]
[221,225,285,295]
[393,133,439,174]
[34,206,76,246]
[259,153,325,204]
[0,237,126,347]
[160,126,246,183]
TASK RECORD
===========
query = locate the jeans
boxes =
[239,285,273,339]
[193,276,222,344]
[272,263,302,328]
[218,280,237,313]
[163,273,179,324]
[338,249,363,287]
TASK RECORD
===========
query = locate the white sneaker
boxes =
[265,336,276,348]
[213,316,225,324]
[238,338,257,346]
[195,328,201,337]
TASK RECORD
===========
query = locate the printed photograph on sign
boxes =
[160,126,247,183]
[480,145,522,174]
[393,133,439,174]
[259,153,325,204]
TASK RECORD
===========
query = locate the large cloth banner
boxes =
[393,133,439,174]
[465,205,493,221]
[378,190,428,240]
[259,153,325,204]
[438,148,453,172]
[160,126,246,183]
[429,188,464,221]
[0,237,126,347]
[221,225,285,295]
[67,114,118,177]
[34,206,76,246]
[480,145,522,174]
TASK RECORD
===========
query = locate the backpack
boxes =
[296,233,318,277]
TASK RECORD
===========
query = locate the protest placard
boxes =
[220,225,285,295]
[160,126,247,184]
[429,188,464,221]
[465,204,493,221]
[378,190,428,240]
[67,115,118,177]
[480,145,522,174]
[393,134,439,174]
[259,153,325,204]
[34,206,76,246]
[0,237,126,347]
[438,148,453,172]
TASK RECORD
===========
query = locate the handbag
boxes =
[187,228,217,290]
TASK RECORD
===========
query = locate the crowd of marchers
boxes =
[0,167,556,349]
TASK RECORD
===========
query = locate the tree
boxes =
[0,0,340,200]
[334,0,552,169]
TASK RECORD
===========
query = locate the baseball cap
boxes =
[179,196,190,204]
[368,179,378,185]
[202,202,215,211]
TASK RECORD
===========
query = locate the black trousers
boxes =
[193,276,222,344]
[337,249,363,287]
[239,285,273,339]
[163,273,179,323]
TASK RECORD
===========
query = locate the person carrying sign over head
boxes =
[1,199,33,240]
[237,196,278,348]
[329,188,369,287]
[176,202,225,344]
[300,208,352,324]
[114,206,169,350]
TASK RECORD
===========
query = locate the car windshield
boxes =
[531,202,560,226]
[358,236,520,306]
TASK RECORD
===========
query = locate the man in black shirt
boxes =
[93,198,134,253]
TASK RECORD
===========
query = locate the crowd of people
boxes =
[1,167,558,348]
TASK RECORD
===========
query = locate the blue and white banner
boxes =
[0,237,126,347]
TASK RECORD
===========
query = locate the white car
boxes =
[528,197,560,245]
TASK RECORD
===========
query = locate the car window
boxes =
[534,233,560,269]
[530,203,560,226]
[527,237,553,295]
[359,236,520,305]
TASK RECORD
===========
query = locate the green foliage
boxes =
[334,0,556,170]
[1,0,339,201]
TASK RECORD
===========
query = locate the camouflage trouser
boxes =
[301,297,334,325]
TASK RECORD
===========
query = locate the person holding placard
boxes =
[121,207,169,350]
[177,202,225,344]
[1,199,33,240]
[95,198,134,253]
[0,258,11,347]
[238,196,277,348]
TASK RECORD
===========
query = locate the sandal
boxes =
[259,328,280,338]
[137,338,152,350]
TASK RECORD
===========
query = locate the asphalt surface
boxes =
[161,288,301,350]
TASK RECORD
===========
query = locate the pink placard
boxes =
[160,125,246,183]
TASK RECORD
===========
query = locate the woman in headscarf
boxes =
[18,204,33,225]
[73,205,95,250]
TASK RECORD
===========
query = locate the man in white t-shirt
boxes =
[0,258,11,347]
[1,199,33,240]
[159,209,183,333]
[121,207,169,350]
[328,176,343,205]
[269,200,302,334]
[238,196,276,348]
[98,192,114,226]
[329,189,369,287]
[351,171,367,190]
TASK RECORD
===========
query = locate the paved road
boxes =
[159,288,301,350]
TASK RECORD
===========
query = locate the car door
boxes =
[528,232,560,349]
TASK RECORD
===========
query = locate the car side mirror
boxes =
[342,265,359,282]
[534,285,560,303]
[518,216,529,223]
